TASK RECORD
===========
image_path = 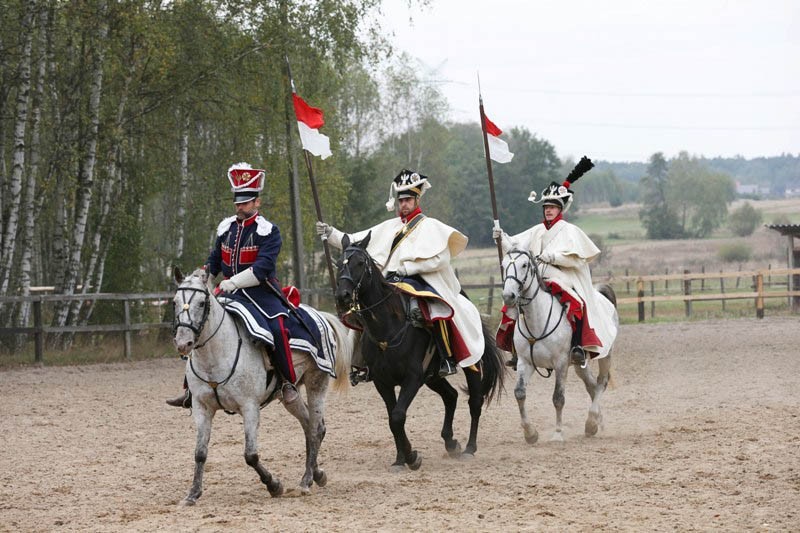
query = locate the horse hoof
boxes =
[585,418,599,437]
[408,451,422,471]
[525,432,539,445]
[268,480,284,497]
[389,463,406,473]
[459,452,475,461]
[446,441,463,458]
[313,470,327,487]
[179,498,196,507]
[550,431,565,443]
[297,485,312,497]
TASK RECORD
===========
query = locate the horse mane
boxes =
[320,311,357,393]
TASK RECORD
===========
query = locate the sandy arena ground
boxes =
[2,317,799,532]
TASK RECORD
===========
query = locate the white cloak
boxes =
[330,216,485,366]
[502,219,617,358]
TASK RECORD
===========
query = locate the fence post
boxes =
[700,265,705,291]
[123,299,132,360]
[625,268,630,294]
[487,275,495,316]
[665,268,669,291]
[637,278,645,322]
[650,280,655,318]
[720,271,726,312]
[756,272,764,319]
[684,269,692,318]
[34,298,44,363]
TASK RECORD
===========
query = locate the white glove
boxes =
[492,226,504,240]
[539,251,556,264]
[315,221,333,239]
[219,268,260,292]
[396,263,408,276]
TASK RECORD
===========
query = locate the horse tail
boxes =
[478,321,505,405]
[320,311,355,393]
[596,283,617,308]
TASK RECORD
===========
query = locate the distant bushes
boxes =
[728,202,763,236]
[718,242,752,262]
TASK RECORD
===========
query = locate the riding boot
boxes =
[506,348,518,370]
[166,378,192,408]
[281,381,299,404]
[438,357,457,377]
[570,318,587,368]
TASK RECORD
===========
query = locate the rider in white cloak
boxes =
[493,157,618,368]
[317,169,485,380]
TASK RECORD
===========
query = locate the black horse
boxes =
[336,233,504,470]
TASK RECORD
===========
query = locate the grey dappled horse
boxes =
[172,268,354,504]
[501,249,618,443]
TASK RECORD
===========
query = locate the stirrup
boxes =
[570,346,587,368]
[349,366,371,386]
[281,382,299,404]
[505,354,518,370]
[438,358,457,378]
[166,390,192,408]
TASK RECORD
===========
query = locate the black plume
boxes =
[564,156,594,185]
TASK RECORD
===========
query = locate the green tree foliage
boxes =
[639,152,683,239]
[667,152,735,238]
[728,202,763,237]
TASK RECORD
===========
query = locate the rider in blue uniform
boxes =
[166,163,300,407]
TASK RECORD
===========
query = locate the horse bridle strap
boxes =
[189,319,243,413]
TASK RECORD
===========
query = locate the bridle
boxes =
[503,249,566,378]
[173,279,242,412]
[338,245,412,352]
[173,283,225,351]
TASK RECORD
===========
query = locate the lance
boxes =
[478,91,504,274]
[286,57,338,296]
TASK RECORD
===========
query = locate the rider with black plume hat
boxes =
[493,156,618,369]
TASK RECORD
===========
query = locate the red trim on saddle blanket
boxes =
[277,316,296,383]
[495,304,515,352]
[546,281,603,350]
[282,285,301,307]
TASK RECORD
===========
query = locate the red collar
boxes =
[401,206,422,224]
[543,212,563,230]
[239,211,259,227]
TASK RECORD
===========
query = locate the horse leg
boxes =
[375,381,422,471]
[242,404,284,497]
[182,404,215,506]
[425,377,461,457]
[287,370,330,493]
[462,365,485,456]
[575,355,611,436]
[514,359,538,445]
[551,361,569,442]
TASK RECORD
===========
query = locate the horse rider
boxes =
[316,169,485,382]
[167,162,302,407]
[492,157,617,369]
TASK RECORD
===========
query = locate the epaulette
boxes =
[255,215,273,236]
[216,216,236,236]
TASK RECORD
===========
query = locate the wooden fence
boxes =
[2,266,798,363]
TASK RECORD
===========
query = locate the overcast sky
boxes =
[378,0,799,163]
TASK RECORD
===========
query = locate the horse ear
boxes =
[173,266,184,284]
[341,234,351,250]
[359,231,372,249]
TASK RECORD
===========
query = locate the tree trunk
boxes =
[174,114,190,264]
[53,5,108,334]
[0,0,37,299]
[15,1,49,333]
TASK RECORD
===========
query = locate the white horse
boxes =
[501,249,618,444]
[171,267,353,505]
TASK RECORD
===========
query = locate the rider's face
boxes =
[235,198,260,219]
[397,196,418,218]
[543,205,561,222]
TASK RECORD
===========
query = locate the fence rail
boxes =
[2,266,798,363]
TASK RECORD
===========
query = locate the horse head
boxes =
[501,249,538,308]
[172,267,212,355]
[335,231,373,312]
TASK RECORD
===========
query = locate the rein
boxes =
[339,245,414,352]
[504,250,567,378]
[175,281,243,412]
